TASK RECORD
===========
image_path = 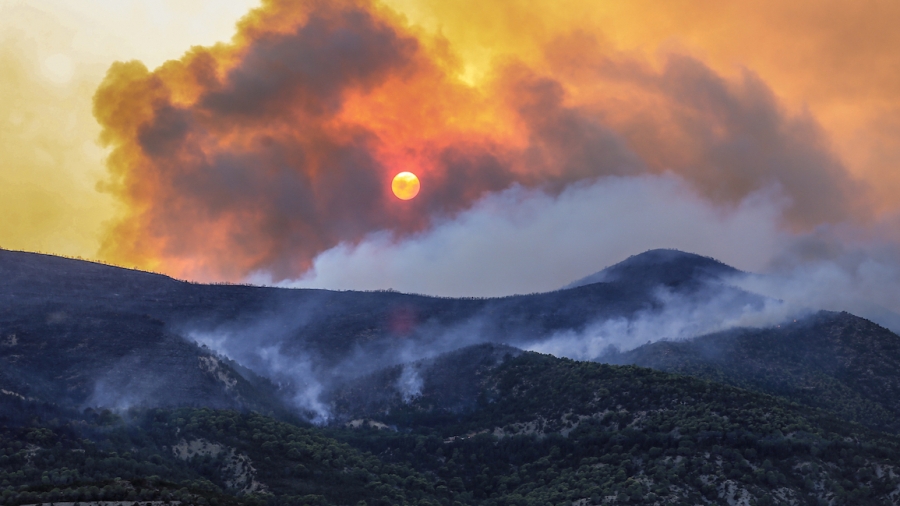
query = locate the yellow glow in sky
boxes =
[0,0,259,258]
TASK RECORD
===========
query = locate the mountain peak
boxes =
[564,248,740,289]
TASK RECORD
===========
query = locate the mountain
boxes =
[563,248,741,290]
[6,247,900,433]
[8,247,900,504]
[0,247,760,414]
[327,344,524,423]
[606,310,900,434]
[0,304,285,414]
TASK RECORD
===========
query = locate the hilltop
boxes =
[564,248,741,289]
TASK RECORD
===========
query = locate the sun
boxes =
[391,172,420,200]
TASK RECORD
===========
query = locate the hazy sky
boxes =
[3,0,900,296]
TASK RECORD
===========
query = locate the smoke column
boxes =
[93,0,869,283]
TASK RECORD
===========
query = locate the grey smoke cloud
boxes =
[254,173,900,369]
[190,329,331,423]
[527,246,900,362]
[277,174,786,297]
[185,301,335,421]
[184,298,496,422]
[525,283,809,360]
[94,0,870,284]
[735,231,900,333]
[526,221,900,361]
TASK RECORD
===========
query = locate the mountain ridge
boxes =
[0,246,763,415]
[6,248,900,504]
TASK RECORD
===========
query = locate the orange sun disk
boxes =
[391,172,420,200]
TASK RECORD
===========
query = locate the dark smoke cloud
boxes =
[93,0,868,282]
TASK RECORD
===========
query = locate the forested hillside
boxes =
[5,349,900,505]
[6,249,900,505]
[0,248,761,414]
[610,311,900,434]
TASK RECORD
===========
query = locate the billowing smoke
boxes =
[93,0,867,283]
[286,174,786,296]
[525,223,900,360]
[525,283,806,361]
[187,312,333,422]
[734,230,900,333]
[396,364,423,403]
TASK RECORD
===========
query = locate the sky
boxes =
[3,0,900,298]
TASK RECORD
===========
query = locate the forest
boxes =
[4,350,900,505]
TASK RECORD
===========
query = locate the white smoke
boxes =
[189,328,331,423]
[733,243,900,333]
[526,282,809,360]
[256,344,330,423]
[396,364,423,403]
[194,181,900,420]
[277,174,785,297]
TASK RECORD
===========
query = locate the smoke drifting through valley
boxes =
[185,302,334,422]
[736,240,900,333]
[525,284,801,362]
[183,295,497,421]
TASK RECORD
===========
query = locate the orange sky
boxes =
[390,0,900,202]
[2,0,899,281]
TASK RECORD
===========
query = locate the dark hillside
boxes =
[0,248,760,412]
[0,405,447,506]
[0,302,287,415]
[564,248,740,289]
[328,348,900,505]
[6,349,900,506]
[7,250,900,504]
[609,311,900,433]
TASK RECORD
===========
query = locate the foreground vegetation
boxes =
[5,350,900,505]
[333,351,900,505]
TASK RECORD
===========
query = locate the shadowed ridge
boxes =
[564,248,741,290]
[0,247,761,417]
[0,247,181,300]
[608,310,900,433]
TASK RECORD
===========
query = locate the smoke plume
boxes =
[93,0,867,283]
